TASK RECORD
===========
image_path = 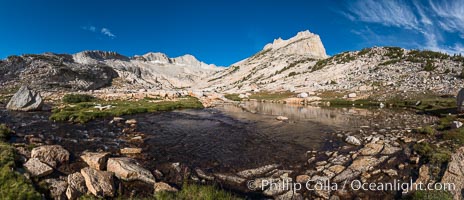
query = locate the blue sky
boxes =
[0,0,463,66]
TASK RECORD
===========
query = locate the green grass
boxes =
[155,182,241,200]
[328,99,382,107]
[413,142,451,166]
[0,124,41,200]
[444,127,464,145]
[406,190,453,200]
[416,126,436,135]
[224,94,242,101]
[50,97,204,123]
[248,91,294,101]
[62,94,96,103]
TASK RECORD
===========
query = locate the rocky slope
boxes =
[0,51,223,91]
[204,31,464,98]
[1,30,463,98]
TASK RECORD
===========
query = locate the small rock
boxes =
[120,147,142,154]
[81,167,115,197]
[214,173,246,186]
[113,117,125,122]
[275,190,303,200]
[297,92,309,98]
[23,158,53,177]
[195,169,214,181]
[360,143,383,156]
[80,152,110,170]
[276,116,289,121]
[348,93,357,98]
[125,119,137,125]
[107,157,156,184]
[328,165,345,174]
[295,175,310,183]
[45,178,68,200]
[66,172,87,200]
[383,169,398,177]
[345,136,361,146]
[154,182,178,193]
[237,164,280,179]
[452,121,463,129]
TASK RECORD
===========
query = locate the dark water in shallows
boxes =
[0,102,402,172]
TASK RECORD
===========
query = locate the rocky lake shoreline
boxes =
[1,86,463,200]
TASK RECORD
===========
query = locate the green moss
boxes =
[0,124,12,141]
[413,142,451,165]
[416,126,436,135]
[407,190,453,200]
[62,94,96,103]
[437,116,456,130]
[328,99,381,107]
[50,97,204,123]
[224,94,242,101]
[248,91,294,101]
[444,127,464,145]
[155,182,241,200]
[0,124,41,200]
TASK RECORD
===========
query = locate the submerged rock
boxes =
[6,86,43,111]
[333,156,388,182]
[359,143,383,156]
[107,157,156,184]
[81,167,115,198]
[23,158,53,177]
[276,116,289,121]
[237,164,280,179]
[31,145,70,168]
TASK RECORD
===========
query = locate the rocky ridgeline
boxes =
[207,44,464,98]
[0,50,223,92]
[1,30,463,100]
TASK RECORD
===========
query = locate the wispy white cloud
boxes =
[81,25,116,39]
[342,0,463,54]
[81,26,96,32]
[346,0,420,30]
[101,28,116,38]
[429,0,464,38]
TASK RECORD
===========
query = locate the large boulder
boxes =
[297,92,308,98]
[457,88,464,113]
[31,145,70,168]
[441,147,464,200]
[6,86,43,111]
[81,167,115,197]
[107,157,156,184]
